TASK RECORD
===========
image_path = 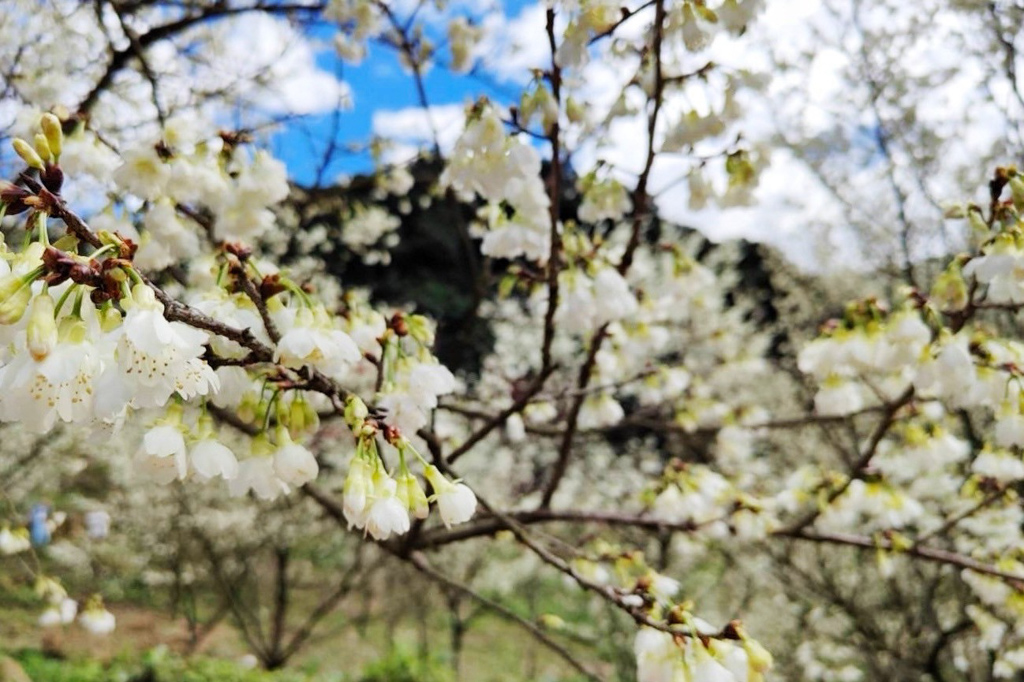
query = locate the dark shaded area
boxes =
[283,157,830,377]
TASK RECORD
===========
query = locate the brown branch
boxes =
[538,0,667,508]
[783,386,915,534]
[442,6,573,467]
[232,261,282,343]
[445,366,556,464]
[279,548,366,662]
[411,508,701,550]
[430,462,741,641]
[587,0,656,45]
[914,486,1009,546]
[780,529,1024,586]
[375,1,441,157]
[193,528,271,659]
[405,551,604,682]
[540,6,564,375]
[406,499,1024,593]
[26,176,358,420]
[303,479,740,656]
[539,323,609,507]
[77,2,326,115]
[268,547,291,667]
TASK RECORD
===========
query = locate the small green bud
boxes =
[51,234,79,252]
[695,5,719,22]
[538,614,566,629]
[742,636,773,675]
[344,395,368,427]
[12,138,44,170]
[942,203,967,219]
[405,314,434,345]
[40,114,63,158]
[26,292,57,360]
[565,96,585,124]
[498,273,517,299]
[237,395,259,424]
[58,316,88,345]
[289,396,320,435]
[99,306,122,333]
[396,471,430,519]
[726,150,755,186]
[106,267,128,284]
[1010,176,1024,211]
[968,209,988,234]
[250,433,274,457]
[33,134,52,164]
[888,531,913,552]
[0,273,33,325]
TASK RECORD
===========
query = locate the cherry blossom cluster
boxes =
[790,167,1024,675]
[570,545,773,682]
[341,396,476,540]
[12,0,1022,677]
[0,111,485,635]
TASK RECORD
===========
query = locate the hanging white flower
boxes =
[272,429,319,486]
[0,527,30,555]
[135,420,189,484]
[424,465,477,527]
[39,598,78,627]
[228,456,290,501]
[190,430,239,481]
[364,473,410,540]
[79,605,116,635]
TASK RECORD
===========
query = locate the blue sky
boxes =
[271,0,537,186]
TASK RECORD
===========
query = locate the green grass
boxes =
[10,648,316,682]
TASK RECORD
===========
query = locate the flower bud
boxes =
[287,396,320,435]
[0,274,33,324]
[343,456,373,527]
[12,138,44,170]
[396,471,430,519]
[0,527,30,555]
[40,114,63,158]
[405,314,434,345]
[932,261,969,311]
[1011,176,1024,212]
[250,433,275,458]
[344,395,369,427]
[942,202,967,219]
[272,428,318,486]
[34,575,67,602]
[968,209,988,234]
[565,97,585,124]
[742,636,773,676]
[423,465,477,527]
[79,597,116,635]
[99,306,122,333]
[237,395,259,424]
[538,614,566,630]
[33,134,53,164]
[26,292,57,361]
[58,316,88,344]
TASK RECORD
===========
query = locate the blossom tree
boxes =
[4,1,1024,681]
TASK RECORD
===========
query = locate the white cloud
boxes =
[371,103,467,161]
[477,3,551,84]
[202,13,351,117]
